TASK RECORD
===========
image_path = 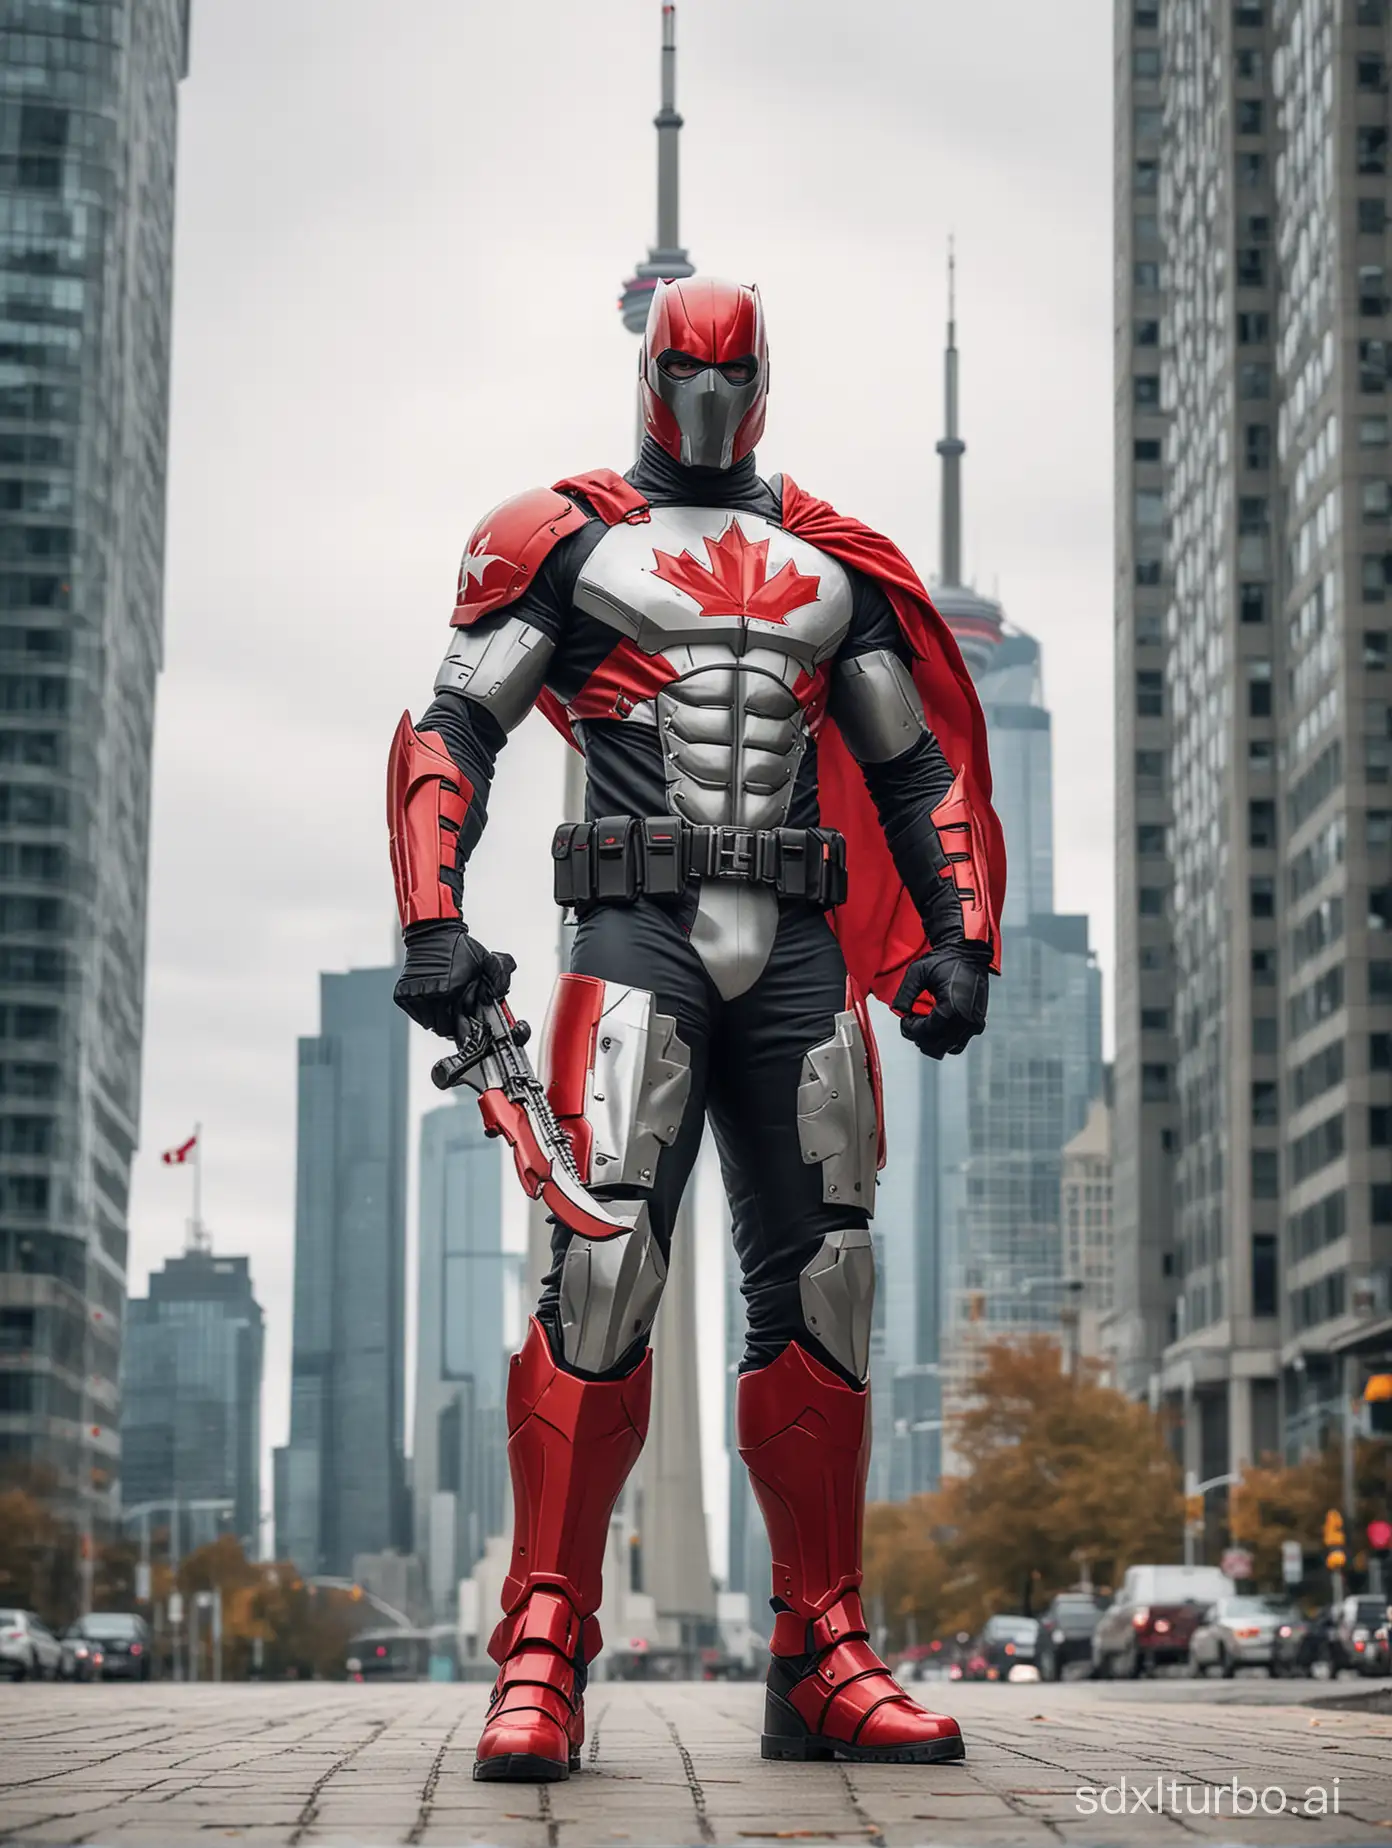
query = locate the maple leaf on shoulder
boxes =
[651,518,821,625]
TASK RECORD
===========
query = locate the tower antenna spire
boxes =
[620,3,696,336]
[936,237,966,586]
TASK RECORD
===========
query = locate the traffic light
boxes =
[1326,1548,1347,1572]
[1322,1509,1346,1551]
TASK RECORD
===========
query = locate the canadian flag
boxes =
[161,1133,198,1166]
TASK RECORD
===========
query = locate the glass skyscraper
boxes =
[412,1096,509,1619]
[0,1,190,1521]
[121,1247,264,1552]
[275,967,409,1578]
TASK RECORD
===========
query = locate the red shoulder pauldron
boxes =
[450,470,651,629]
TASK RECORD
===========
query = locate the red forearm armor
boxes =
[930,769,1001,973]
[386,712,475,927]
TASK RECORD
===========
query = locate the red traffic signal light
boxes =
[1368,1518,1392,1551]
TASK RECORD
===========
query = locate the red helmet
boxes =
[640,277,768,469]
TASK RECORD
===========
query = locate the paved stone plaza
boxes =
[1,1680,1390,1847]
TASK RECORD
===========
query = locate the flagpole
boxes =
[192,1122,204,1251]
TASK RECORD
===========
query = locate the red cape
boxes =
[534,468,1006,1009]
[779,474,1006,1006]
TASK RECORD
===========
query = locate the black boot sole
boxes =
[473,1750,580,1782]
[761,1686,966,1765]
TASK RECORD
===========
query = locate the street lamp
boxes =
[1182,1471,1238,1568]
[1019,1276,1088,1376]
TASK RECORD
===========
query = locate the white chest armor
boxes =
[573,505,854,997]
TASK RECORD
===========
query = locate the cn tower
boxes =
[615,1,716,1650]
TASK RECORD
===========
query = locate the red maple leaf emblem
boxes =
[650,520,821,624]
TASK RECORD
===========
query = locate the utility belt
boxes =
[551,815,848,911]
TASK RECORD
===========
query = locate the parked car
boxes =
[0,1610,62,1680]
[978,1615,1039,1680]
[1092,1565,1234,1679]
[64,1612,151,1681]
[1373,1612,1392,1679]
[1036,1594,1105,1682]
[1189,1596,1295,1677]
[59,1632,105,1682]
[1269,1609,1315,1677]
[1331,1596,1392,1677]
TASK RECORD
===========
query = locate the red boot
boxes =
[474,1317,650,1782]
[738,1343,965,1764]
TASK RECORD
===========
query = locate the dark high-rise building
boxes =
[1113,0,1392,1477]
[0,1,191,1522]
[412,1097,508,1619]
[120,1248,263,1551]
[275,968,408,1576]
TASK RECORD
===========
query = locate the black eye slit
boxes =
[718,356,758,386]
[658,348,706,380]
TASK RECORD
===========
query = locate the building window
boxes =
[1239,496,1269,534]
[1365,554,1392,601]
[1360,266,1387,316]
[1236,48,1263,80]
[1358,128,1388,175]
[1136,748,1164,784]
[1239,362,1271,399]
[1251,738,1274,768]
[1359,0,1387,23]
[1135,160,1159,195]
[1134,47,1161,79]
[1374,1182,1392,1224]
[1136,558,1163,586]
[1237,152,1265,188]
[1138,823,1166,854]
[1370,809,1392,846]
[1290,1111,1345,1184]
[1371,960,1392,999]
[1236,97,1263,135]
[1251,877,1276,919]
[1248,658,1273,716]
[1252,1149,1280,1199]
[1142,1006,1170,1031]
[1234,0,1263,21]
[1135,375,1161,409]
[1142,1062,1170,1100]
[1360,198,1388,235]
[1253,946,1277,986]
[1289,965,1345,1039]
[1134,260,1160,290]
[1134,319,1160,347]
[1135,1,1159,22]
[1252,1081,1279,1125]
[1251,1235,1278,1318]
[1134,437,1162,462]
[1367,630,1390,669]
[1139,886,1166,917]
[1245,425,1271,470]
[1239,582,1267,624]
[1292,1037,1344,1109]
[1253,1016,1279,1054]
[1135,488,1164,529]
[1363,341,1390,392]
[1249,799,1277,847]
[1363,416,1390,447]
[1365,482,1392,524]
[1371,1106,1392,1146]
[1137,669,1164,715]
[1236,247,1266,288]
[1358,55,1387,91]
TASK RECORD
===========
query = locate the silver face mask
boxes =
[646,360,764,470]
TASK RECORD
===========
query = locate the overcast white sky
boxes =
[126,0,1115,1572]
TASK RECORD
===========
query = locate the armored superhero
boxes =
[387,278,1004,1779]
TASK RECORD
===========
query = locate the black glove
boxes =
[394,918,515,1037]
[894,946,991,1059]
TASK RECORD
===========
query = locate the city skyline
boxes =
[117,0,1114,1563]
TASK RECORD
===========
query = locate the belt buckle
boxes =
[714,825,756,880]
